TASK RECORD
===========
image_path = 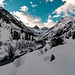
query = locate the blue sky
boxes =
[1,0,75,28]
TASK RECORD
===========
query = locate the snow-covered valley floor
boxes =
[0,39,75,75]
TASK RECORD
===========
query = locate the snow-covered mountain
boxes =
[43,16,75,40]
[33,25,40,30]
[0,6,33,35]
[0,7,37,66]
[41,27,49,31]
[29,26,49,36]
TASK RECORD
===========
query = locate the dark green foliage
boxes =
[32,36,34,41]
[72,31,75,39]
[68,31,72,37]
[65,36,69,39]
[0,41,3,46]
[0,12,11,24]
[55,29,63,36]
[0,23,1,27]
[36,40,46,50]
[29,48,33,52]
[7,44,15,59]
[12,31,20,40]
[51,37,64,48]
[25,33,28,40]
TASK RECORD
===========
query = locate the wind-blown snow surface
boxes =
[0,39,75,75]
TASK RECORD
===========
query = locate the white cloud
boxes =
[53,0,75,16]
[48,15,52,19]
[30,1,33,4]
[11,11,55,28]
[44,19,55,28]
[62,0,75,6]
[46,0,53,3]
[31,4,37,8]
[53,14,60,18]
[20,6,28,12]
[50,0,53,2]
[44,15,55,28]
[30,1,37,8]
[11,11,44,28]
[0,0,6,7]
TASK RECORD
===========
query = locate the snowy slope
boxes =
[0,38,75,75]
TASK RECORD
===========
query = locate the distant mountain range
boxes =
[33,25,40,30]
[28,25,49,36]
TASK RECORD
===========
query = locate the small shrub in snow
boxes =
[68,31,72,37]
[15,40,25,50]
[28,48,33,52]
[45,48,47,53]
[50,54,55,61]
[65,36,69,39]
[0,42,15,60]
[7,43,15,59]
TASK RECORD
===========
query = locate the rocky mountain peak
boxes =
[33,25,40,29]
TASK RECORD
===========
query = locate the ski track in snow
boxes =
[0,39,75,75]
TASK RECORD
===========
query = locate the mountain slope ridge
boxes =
[0,6,34,35]
[43,16,75,39]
